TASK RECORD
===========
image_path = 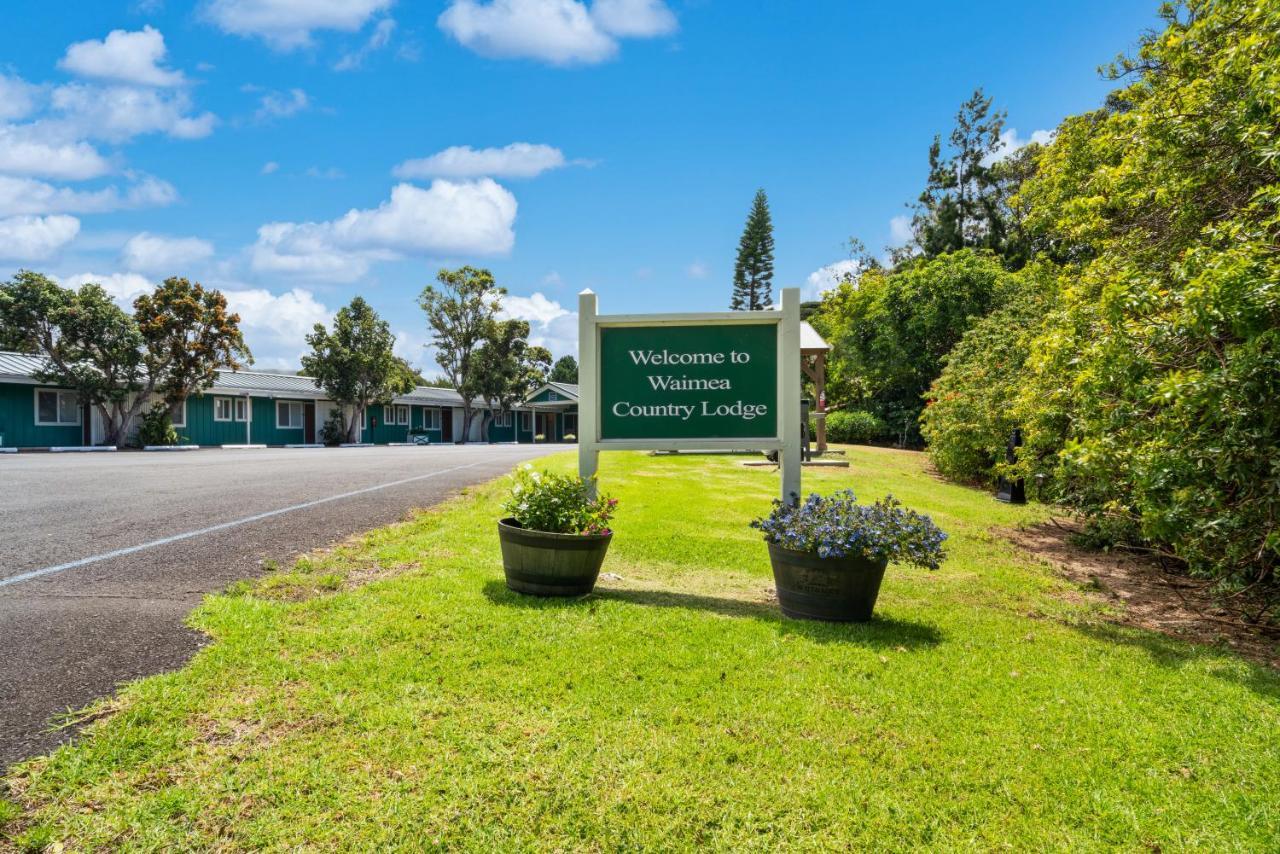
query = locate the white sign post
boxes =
[578,286,802,505]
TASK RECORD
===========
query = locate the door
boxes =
[304,402,316,444]
[441,407,453,442]
[82,403,92,446]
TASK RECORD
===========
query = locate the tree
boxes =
[302,296,413,444]
[549,354,578,384]
[134,277,251,410]
[906,89,1038,267]
[0,270,248,446]
[473,319,551,441]
[809,250,1015,445]
[730,189,775,310]
[419,266,504,442]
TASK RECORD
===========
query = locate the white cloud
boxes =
[889,214,913,246]
[61,271,154,304]
[686,260,708,279]
[49,83,217,142]
[0,74,42,121]
[251,179,518,282]
[202,0,395,50]
[305,165,344,179]
[986,127,1055,165]
[0,215,80,260]
[1,215,79,261]
[803,259,861,301]
[254,87,309,121]
[334,18,396,71]
[591,0,677,37]
[393,143,567,180]
[541,270,563,286]
[0,126,111,180]
[498,291,577,357]
[223,286,333,370]
[121,232,215,272]
[0,174,176,217]
[439,0,613,65]
[59,26,186,88]
[261,160,279,174]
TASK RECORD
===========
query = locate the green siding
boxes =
[0,382,84,447]
[529,387,576,405]
[179,394,317,446]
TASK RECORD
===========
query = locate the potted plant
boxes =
[498,466,618,596]
[751,490,946,622]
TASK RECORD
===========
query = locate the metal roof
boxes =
[210,369,327,397]
[0,351,49,378]
[800,321,830,352]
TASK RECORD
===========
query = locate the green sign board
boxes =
[598,323,778,440]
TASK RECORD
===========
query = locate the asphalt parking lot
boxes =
[0,443,559,768]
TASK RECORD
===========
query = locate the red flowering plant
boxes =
[503,465,617,535]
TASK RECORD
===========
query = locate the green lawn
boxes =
[5,448,1279,851]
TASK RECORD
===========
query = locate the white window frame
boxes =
[170,399,187,428]
[392,404,410,426]
[276,400,305,429]
[34,388,80,426]
[214,397,234,422]
[235,397,251,422]
[425,407,441,429]
[492,411,511,428]
[520,411,533,432]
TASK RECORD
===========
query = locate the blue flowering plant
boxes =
[751,490,947,569]
[503,465,618,536]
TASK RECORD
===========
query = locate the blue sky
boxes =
[1,0,1158,371]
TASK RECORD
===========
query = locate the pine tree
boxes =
[730,189,775,310]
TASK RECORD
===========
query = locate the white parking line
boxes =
[1,459,493,589]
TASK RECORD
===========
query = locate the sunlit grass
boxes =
[5,447,1278,851]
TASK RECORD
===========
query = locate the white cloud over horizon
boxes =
[58,26,187,88]
[202,0,395,50]
[499,291,577,358]
[251,179,518,282]
[393,143,568,180]
[223,285,334,370]
[121,232,216,273]
[334,18,397,71]
[438,0,677,66]
[0,215,81,260]
[803,259,861,301]
[61,270,154,303]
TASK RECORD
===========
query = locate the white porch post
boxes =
[245,394,252,445]
[779,287,802,505]
[578,289,600,499]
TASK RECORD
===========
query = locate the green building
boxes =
[0,351,579,450]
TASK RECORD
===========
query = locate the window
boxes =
[492,411,511,428]
[214,397,234,421]
[424,408,441,429]
[35,389,80,426]
[520,411,532,431]
[564,413,577,435]
[169,400,186,428]
[235,398,250,422]
[392,405,409,425]
[277,401,304,429]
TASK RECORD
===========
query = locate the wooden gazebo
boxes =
[800,321,831,453]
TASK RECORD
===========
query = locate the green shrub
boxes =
[137,403,179,446]
[823,410,888,445]
[503,466,616,535]
[922,266,1055,484]
[321,409,346,446]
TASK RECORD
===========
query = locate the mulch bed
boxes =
[1003,520,1280,669]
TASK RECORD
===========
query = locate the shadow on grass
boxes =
[1072,621,1280,702]
[481,580,942,650]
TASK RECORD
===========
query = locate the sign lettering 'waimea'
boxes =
[599,324,777,440]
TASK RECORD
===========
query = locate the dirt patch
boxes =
[1003,520,1280,669]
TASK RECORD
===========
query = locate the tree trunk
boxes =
[346,405,363,444]
[461,407,474,444]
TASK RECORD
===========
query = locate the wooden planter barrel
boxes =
[767,543,889,622]
[497,518,612,597]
